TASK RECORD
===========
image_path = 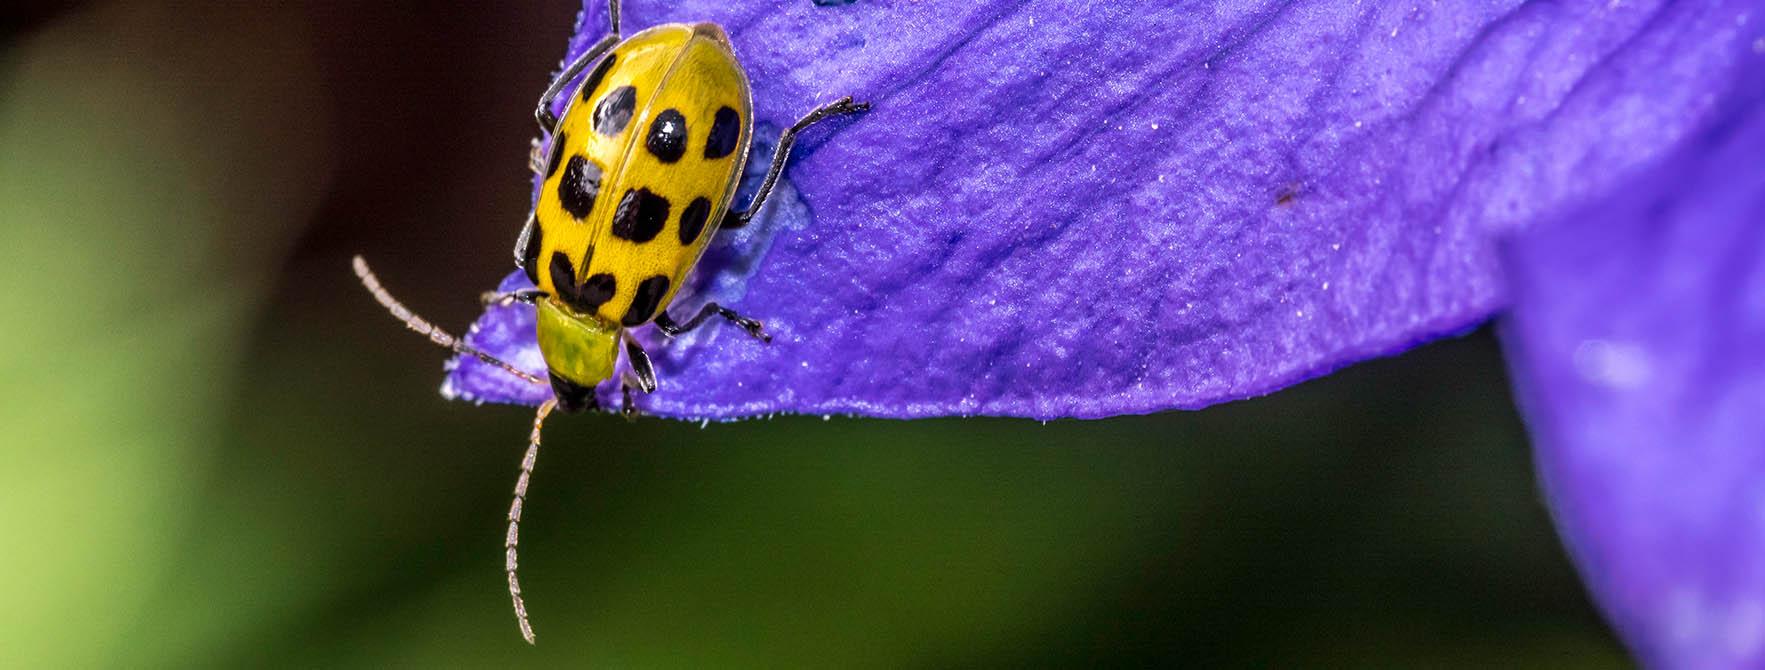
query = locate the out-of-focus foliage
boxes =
[0,3,328,665]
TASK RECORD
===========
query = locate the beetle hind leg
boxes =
[722,96,871,230]
[654,303,770,343]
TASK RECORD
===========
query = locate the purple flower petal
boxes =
[1501,40,1765,668]
[443,271,552,406]
[449,1,1744,419]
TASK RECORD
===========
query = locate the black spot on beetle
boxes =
[611,188,670,243]
[550,250,617,314]
[622,275,671,326]
[646,108,688,163]
[578,53,617,103]
[557,155,603,219]
[545,131,569,179]
[594,85,637,136]
[549,251,579,301]
[677,196,712,245]
[704,106,741,159]
[577,272,617,310]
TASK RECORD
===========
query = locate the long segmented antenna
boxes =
[507,398,556,644]
[352,255,545,386]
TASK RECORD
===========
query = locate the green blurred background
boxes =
[1,2,1627,667]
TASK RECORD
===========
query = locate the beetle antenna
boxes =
[507,398,556,644]
[352,255,545,386]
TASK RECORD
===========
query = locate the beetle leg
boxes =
[722,96,871,230]
[480,288,548,307]
[623,332,658,392]
[534,35,616,133]
[618,377,647,421]
[512,211,539,277]
[533,0,621,135]
[617,332,656,420]
[619,369,661,420]
[654,303,770,343]
[527,137,546,174]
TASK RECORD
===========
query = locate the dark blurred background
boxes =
[1,2,1626,667]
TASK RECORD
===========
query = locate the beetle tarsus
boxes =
[620,384,639,421]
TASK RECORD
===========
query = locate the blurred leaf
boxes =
[0,2,328,666]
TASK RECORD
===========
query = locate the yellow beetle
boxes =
[353,0,867,643]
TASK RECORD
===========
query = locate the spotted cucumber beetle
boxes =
[353,0,868,643]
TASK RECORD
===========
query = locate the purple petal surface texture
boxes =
[1502,38,1765,669]
[448,1,1747,419]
